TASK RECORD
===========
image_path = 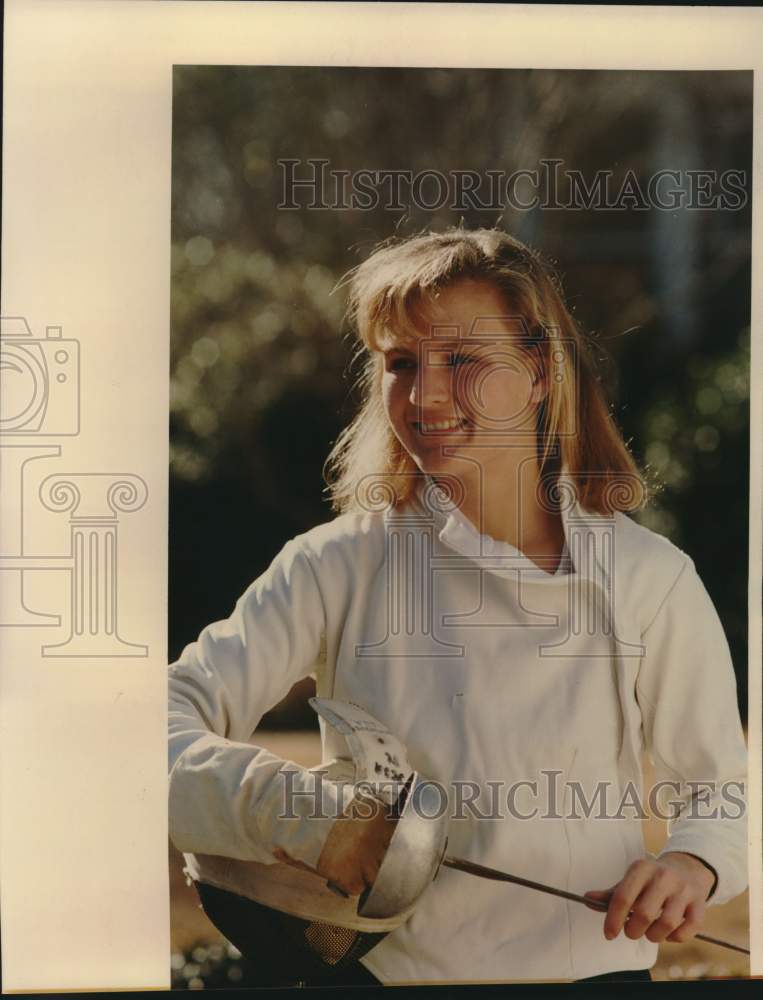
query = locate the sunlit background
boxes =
[169,67,751,986]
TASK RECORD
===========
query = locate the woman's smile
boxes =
[412,415,471,435]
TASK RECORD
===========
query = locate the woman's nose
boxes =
[411,363,451,408]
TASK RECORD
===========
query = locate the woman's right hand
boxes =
[313,793,398,896]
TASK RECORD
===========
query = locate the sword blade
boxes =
[441,855,749,956]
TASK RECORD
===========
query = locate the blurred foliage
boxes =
[171,940,246,990]
[170,67,751,719]
[636,328,750,709]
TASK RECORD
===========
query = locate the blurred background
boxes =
[169,67,752,986]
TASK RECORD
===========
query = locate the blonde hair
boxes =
[324,227,649,516]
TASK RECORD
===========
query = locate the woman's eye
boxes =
[389,356,415,372]
[450,352,477,367]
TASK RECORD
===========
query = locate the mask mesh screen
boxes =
[196,880,387,982]
[304,921,357,964]
[304,920,383,965]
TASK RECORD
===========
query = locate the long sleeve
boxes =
[168,535,347,869]
[636,556,748,905]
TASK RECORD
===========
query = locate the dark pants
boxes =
[307,963,654,986]
[195,882,652,987]
[325,962,654,986]
[578,969,653,983]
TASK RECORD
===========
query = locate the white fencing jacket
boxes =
[168,479,748,982]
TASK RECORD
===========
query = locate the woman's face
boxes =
[379,278,546,482]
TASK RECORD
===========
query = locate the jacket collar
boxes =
[383,467,618,584]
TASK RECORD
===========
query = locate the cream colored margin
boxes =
[1,0,761,990]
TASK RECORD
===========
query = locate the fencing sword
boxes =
[309,701,749,959]
[440,854,750,956]
[357,773,749,957]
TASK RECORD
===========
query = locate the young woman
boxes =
[168,228,747,984]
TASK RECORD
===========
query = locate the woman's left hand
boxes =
[584,852,716,944]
